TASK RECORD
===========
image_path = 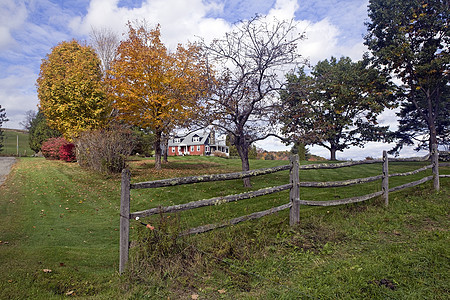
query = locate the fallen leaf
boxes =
[218,289,226,294]
[66,290,74,296]
[43,269,52,273]
[191,294,199,299]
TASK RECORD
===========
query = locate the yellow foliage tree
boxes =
[108,22,211,169]
[37,40,111,140]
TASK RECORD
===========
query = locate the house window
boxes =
[205,146,210,153]
[197,145,200,152]
[193,136,200,142]
[174,138,181,143]
[172,147,175,153]
[190,146,194,152]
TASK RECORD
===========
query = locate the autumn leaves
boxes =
[37,22,211,170]
[37,40,110,141]
[108,23,211,169]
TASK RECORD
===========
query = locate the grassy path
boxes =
[0,157,448,299]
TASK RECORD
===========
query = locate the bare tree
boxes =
[203,15,305,187]
[89,27,120,73]
[20,110,37,131]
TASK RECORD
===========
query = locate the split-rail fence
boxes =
[119,144,446,273]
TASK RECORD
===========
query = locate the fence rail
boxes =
[119,145,443,274]
[131,165,290,189]
[130,183,292,218]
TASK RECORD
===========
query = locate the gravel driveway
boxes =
[0,157,16,186]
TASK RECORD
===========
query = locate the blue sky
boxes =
[0,0,427,159]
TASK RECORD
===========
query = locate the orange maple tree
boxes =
[107,22,211,169]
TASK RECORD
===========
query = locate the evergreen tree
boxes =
[28,110,61,153]
[365,0,449,153]
[0,105,8,152]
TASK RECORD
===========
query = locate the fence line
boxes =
[389,164,433,177]
[130,183,292,218]
[131,164,290,189]
[119,146,442,274]
[388,175,434,193]
[300,175,383,188]
[180,203,293,236]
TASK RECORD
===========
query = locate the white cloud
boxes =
[0,65,38,129]
[0,0,27,50]
[268,0,299,20]
[69,0,231,47]
[296,18,339,64]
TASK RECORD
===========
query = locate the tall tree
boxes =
[0,105,8,153]
[390,84,449,154]
[365,0,449,154]
[204,16,305,187]
[28,110,61,153]
[89,27,120,74]
[37,40,111,140]
[281,57,395,160]
[107,22,211,169]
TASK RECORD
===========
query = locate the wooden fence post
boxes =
[119,168,131,274]
[289,154,300,225]
[382,150,389,206]
[432,144,439,191]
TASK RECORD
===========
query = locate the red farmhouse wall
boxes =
[169,145,205,156]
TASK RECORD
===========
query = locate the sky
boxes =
[0,0,428,160]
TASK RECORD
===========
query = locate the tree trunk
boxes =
[236,140,251,187]
[330,145,337,161]
[426,90,439,155]
[163,133,169,163]
[428,120,438,155]
[154,131,162,170]
[240,155,251,188]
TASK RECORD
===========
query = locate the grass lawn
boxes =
[1,129,33,156]
[0,156,448,299]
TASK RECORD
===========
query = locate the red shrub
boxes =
[41,137,76,162]
[59,143,76,162]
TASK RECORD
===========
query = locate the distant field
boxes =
[1,128,33,156]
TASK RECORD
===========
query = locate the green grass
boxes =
[0,156,448,299]
[1,128,33,156]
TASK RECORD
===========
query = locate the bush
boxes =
[41,137,71,160]
[213,150,227,158]
[76,125,136,174]
[59,143,76,162]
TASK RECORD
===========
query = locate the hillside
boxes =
[1,128,33,156]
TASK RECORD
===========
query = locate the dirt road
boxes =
[0,157,16,186]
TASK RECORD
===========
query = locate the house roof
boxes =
[168,132,210,146]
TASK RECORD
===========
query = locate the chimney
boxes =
[210,130,215,145]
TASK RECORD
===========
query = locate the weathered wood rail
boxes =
[119,145,444,274]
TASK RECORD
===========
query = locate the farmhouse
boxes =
[168,131,229,156]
